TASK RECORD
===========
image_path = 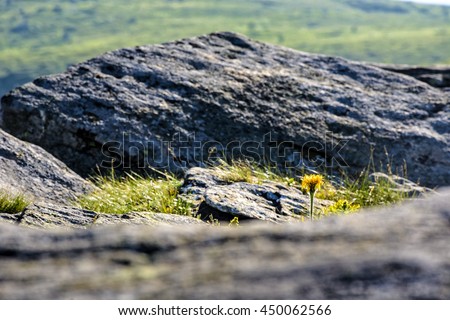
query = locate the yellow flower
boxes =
[301,174,324,194]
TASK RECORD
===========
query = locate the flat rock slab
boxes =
[182,167,331,223]
[0,203,204,229]
[0,128,92,205]
[1,32,448,186]
[0,189,448,299]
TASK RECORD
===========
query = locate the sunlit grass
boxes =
[0,190,30,214]
[210,159,298,186]
[326,170,416,208]
[78,172,192,215]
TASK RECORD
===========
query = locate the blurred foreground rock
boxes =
[0,189,448,299]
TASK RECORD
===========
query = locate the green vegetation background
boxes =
[1,0,450,96]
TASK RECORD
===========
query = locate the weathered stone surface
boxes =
[373,63,450,89]
[182,167,331,223]
[1,32,448,186]
[94,211,204,227]
[0,188,448,299]
[0,203,204,229]
[0,128,92,206]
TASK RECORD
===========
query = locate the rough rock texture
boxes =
[181,167,332,223]
[1,32,449,186]
[0,188,448,299]
[0,203,204,229]
[373,63,450,89]
[0,128,91,205]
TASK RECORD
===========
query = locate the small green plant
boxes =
[0,190,30,214]
[301,174,324,221]
[78,171,192,215]
[229,216,240,227]
[324,199,360,215]
[206,214,221,226]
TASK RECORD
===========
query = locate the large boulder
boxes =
[1,32,449,186]
[0,188,448,299]
[0,128,91,206]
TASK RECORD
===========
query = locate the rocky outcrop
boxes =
[0,188,448,299]
[373,63,450,89]
[181,167,332,223]
[0,128,92,206]
[1,32,448,186]
[0,203,204,229]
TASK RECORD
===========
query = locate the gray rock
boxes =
[0,188,448,299]
[182,167,332,223]
[94,211,204,227]
[1,32,449,186]
[15,204,97,228]
[0,128,92,206]
[0,202,204,229]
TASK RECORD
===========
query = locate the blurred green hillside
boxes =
[1,0,450,96]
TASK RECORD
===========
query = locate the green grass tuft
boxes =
[211,159,256,184]
[323,170,417,208]
[319,149,427,210]
[78,172,192,215]
[211,159,298,186]
[0,190,30,214]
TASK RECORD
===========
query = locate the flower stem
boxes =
[309,191,314,221]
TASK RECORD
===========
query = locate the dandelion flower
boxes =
[301,174,324,194]
[301,174,324,221]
